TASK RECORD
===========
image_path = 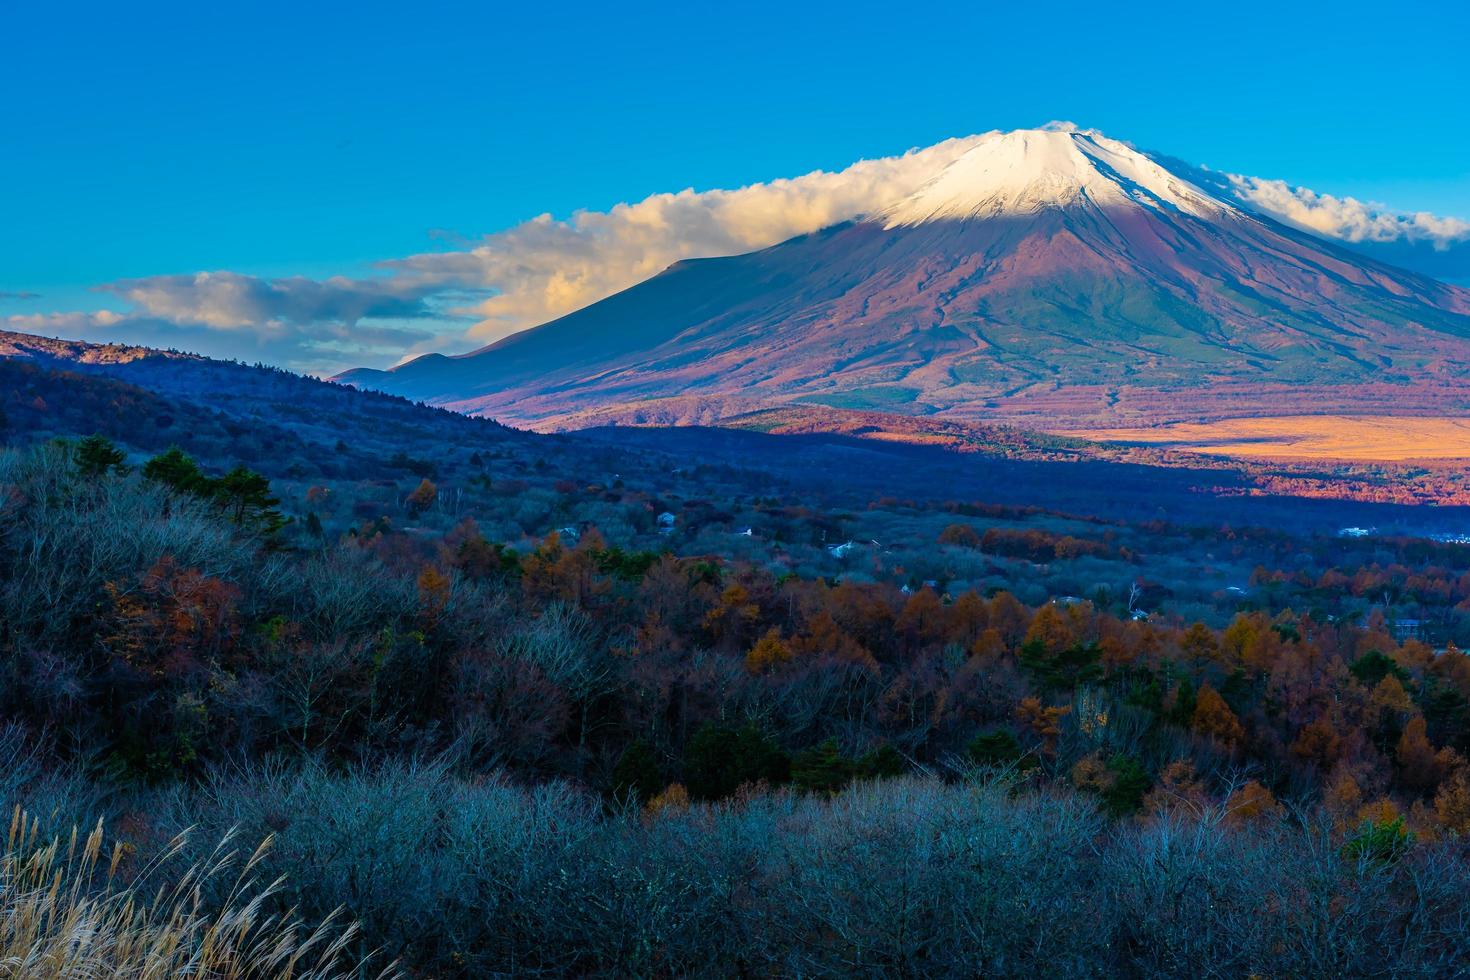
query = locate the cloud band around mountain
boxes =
[382,134,990,342]
[8,129,1468,374]
[1226,176,1470,247]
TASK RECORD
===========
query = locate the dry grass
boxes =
[0,807,395,979]
[1064,415,1470,461]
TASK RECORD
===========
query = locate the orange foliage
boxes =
[937,523,981,548]
[1370,675,1414,716]
[1433,771,1470,835]
[1024,605,1074,655]
[1322,768,1365,828]
[645,783,691,819]
[405,477,438,515]
[1290,715,1343,770]
[1191,684,1245,747]
[417,564,452,627]
[1356,797,1402,828]
[1225,780,1282,824]
[1395,716,1460,794]
[790,611,875,670]
[1071,753,1113,794]
[1016,696,1069,756]
[704,583,760,648]
[1144,760,1209,815]
[521,531,609,607]
[745,628,792,674]
[970,628,1006,664]
[897,588,946,648]
[945,591,989,646]
[105,556,240,678]
[1180,622,1221,674]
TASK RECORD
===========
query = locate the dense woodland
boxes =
[6,346,1470,975]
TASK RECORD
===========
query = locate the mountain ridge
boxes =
[337,128,1470,430]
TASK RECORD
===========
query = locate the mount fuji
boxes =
[337,127,1470,430]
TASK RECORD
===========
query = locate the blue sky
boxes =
[3,0,1468,371]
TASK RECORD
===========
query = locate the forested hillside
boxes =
[4,336,1470,975]
[5,426,1470,974]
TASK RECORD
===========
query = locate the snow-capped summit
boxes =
[882,127,1229,227]
[338,126,1470,431]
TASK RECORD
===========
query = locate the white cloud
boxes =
[30,136,987,369]
[385,135,990,341]
[2,304,455,377]
[0,271,480,374]
[100,271,449,329]
[1225,175,1470,248]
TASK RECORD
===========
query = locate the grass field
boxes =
[1064,415,1470,461]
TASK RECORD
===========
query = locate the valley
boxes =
[1066,414,1470,461]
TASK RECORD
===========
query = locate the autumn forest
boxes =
[6,350,1470,975]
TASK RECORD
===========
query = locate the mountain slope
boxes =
[338,128,1470,429]
[6,326,1470,521]
[0,329,519,479]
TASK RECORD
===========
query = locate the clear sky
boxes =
[3,0,1467,370]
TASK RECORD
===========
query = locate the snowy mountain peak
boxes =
[881,127,1232,227]
[341,123,1470,433]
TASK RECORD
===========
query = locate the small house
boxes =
[1393,618,1424,643]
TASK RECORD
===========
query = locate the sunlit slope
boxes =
[338,128,1470,430]
[1068,415,1470,460]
